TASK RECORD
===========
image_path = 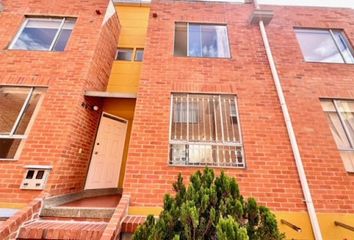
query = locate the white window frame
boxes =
[0,87,44,160]
[294,28,354,64]
[9,17,74,51]
[169,93,245,168]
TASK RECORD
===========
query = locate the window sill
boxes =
[5,48,65,53]
[173,55,232,60]
[168,163,246,169]
[303,60,354,65]
[0,158,18,161]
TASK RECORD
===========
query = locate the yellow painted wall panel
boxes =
[107,5,149,93]
[125,208,354,240]
[318,213,354,240]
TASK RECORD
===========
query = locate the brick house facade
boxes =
[0,0,353,239]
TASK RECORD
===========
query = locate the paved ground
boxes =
[60,195,121,208]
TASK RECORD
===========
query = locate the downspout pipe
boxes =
[252,1,323,240]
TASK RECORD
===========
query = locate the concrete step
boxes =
[17,220,107,240]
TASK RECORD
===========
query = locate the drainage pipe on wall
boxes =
[253,1,323,239]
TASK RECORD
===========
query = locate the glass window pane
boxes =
[222,96,240,142]
[174,23,187,56]
[134,49,144,61]
[332,31,354,64]
[189,144,213,164]
[12,19,62,50]
[339,151,354,172]
[0,87,30,134]
[320,100,336,112]
[13,28,58,50]
[188,24,202,57]
[53,29,72,51]
[295,29,344,63]
[26,19,62,28]
[116,48,133,61]
[170,144,187,165]
[171,95,188,141]
[0,139,22,159]
[324,112,351,149]
[337,101,354,145]
[15,89,42,135]
[201,25,230,58]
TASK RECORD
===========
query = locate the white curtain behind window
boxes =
[216,26,230,58]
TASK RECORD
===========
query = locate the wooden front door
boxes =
[85,113,127,189]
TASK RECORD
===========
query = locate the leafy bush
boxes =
[133,168,285,240]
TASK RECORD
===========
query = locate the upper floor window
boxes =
[116,48,133,61]
[116,48,144,62]
[134,48,144,61]
[174,23,231,58]
[321,99,354,172]
[295,29,354,64]
[169,93,244,167]
[0,87,45,159]
[9,17,76,51]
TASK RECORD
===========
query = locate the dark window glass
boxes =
[36,170,45,179]
[134,49,144,61]
[26,170,35,179]
[116,48,133,61]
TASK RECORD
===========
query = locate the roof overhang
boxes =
[85,91,137,99]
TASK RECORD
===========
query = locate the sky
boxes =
[190,0,354,8]
[258,0,354,8]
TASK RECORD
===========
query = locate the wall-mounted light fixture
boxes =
[81,102,99,111]
[280,219,302,232]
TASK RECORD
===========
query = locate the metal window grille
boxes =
[169,93,245,167]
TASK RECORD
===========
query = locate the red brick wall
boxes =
[124,0,305,211]
[124,0,353,213]
[0,0,120,202]
[264,5,354,213]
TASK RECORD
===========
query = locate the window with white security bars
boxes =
[169,93,245,167]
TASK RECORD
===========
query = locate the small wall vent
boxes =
[20,165,52,190]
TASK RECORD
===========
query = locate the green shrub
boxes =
[133,168,285,240]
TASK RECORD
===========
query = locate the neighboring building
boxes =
[0,0,353,239]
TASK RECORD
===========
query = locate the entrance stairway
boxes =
[16,189,122,240]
